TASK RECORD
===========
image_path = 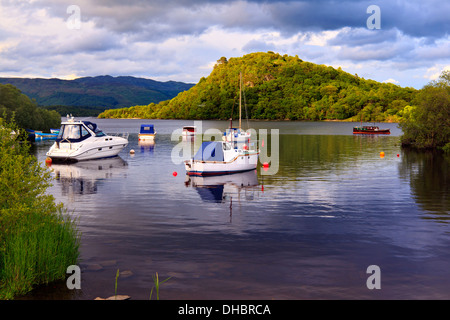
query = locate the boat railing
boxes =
[108,132,129,140]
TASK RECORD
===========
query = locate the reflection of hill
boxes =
[398,150,449,222]
[268,134,396,179]
[50,157,128,197]
[185,170,259,203]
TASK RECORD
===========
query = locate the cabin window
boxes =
[58,125,80,140]
[57,124,92,142]
[81,127,90,138]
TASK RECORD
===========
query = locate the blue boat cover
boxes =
[140,124,155,134]
[193,141,224,161]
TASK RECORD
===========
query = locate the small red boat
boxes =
[353,125,390,134]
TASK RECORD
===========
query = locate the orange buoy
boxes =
[45,157,52,166]
[380,151,385,158]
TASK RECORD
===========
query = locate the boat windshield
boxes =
[57,124,91,141]
[83,121,106,137]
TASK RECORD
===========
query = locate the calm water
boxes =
[26,119,449,300]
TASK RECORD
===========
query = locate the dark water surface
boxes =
[26,119,449,299]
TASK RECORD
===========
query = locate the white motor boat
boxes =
[184,140,259,176]
[46,116,129,162]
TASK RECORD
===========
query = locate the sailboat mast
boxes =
[239,72,242,130]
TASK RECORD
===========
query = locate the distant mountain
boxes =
[0,75,194,110]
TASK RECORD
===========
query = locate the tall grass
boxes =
[0,208,80,299]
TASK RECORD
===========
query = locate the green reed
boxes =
[0,208,80,299]
[149,272,172,300]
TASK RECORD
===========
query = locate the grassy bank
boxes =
[0,120,80,299]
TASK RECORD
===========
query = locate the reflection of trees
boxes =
[398,149,449,221]
[267,134,394,180]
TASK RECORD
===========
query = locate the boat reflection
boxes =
[185,170,259,203]
[49,157,128,197]
[138,139,155,153]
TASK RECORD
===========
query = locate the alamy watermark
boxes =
[66,5,81,30]
[366,5,381,30]
[366,265,381,289]
[66,265,81,289]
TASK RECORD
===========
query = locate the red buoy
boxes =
[172,171,177,177]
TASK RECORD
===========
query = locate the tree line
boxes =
[0,83,61,131]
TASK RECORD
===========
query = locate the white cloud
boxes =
[383,78,399,84]
[424,65,450,81]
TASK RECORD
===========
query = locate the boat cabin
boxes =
[56,121,105,143]
[140,124,155,135]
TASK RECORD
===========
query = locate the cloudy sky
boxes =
[0,0,448,89]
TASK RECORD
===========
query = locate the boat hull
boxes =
[47,137,128,162]
[35,132,58,140]
[353,129,390,134]
[138,134,155,141]
[185,152,259,176]
[353,126,390,134]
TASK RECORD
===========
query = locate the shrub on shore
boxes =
[399,71,450,152]
[0,120,80,299]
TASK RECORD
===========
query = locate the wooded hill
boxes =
[99,52,417,122]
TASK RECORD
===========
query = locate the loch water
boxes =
[27,119,449,299]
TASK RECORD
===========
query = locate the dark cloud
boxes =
[15,0,449,40]
[0,0,447,87]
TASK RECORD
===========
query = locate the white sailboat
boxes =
[184,140,259,176]
[223,72,251,144]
